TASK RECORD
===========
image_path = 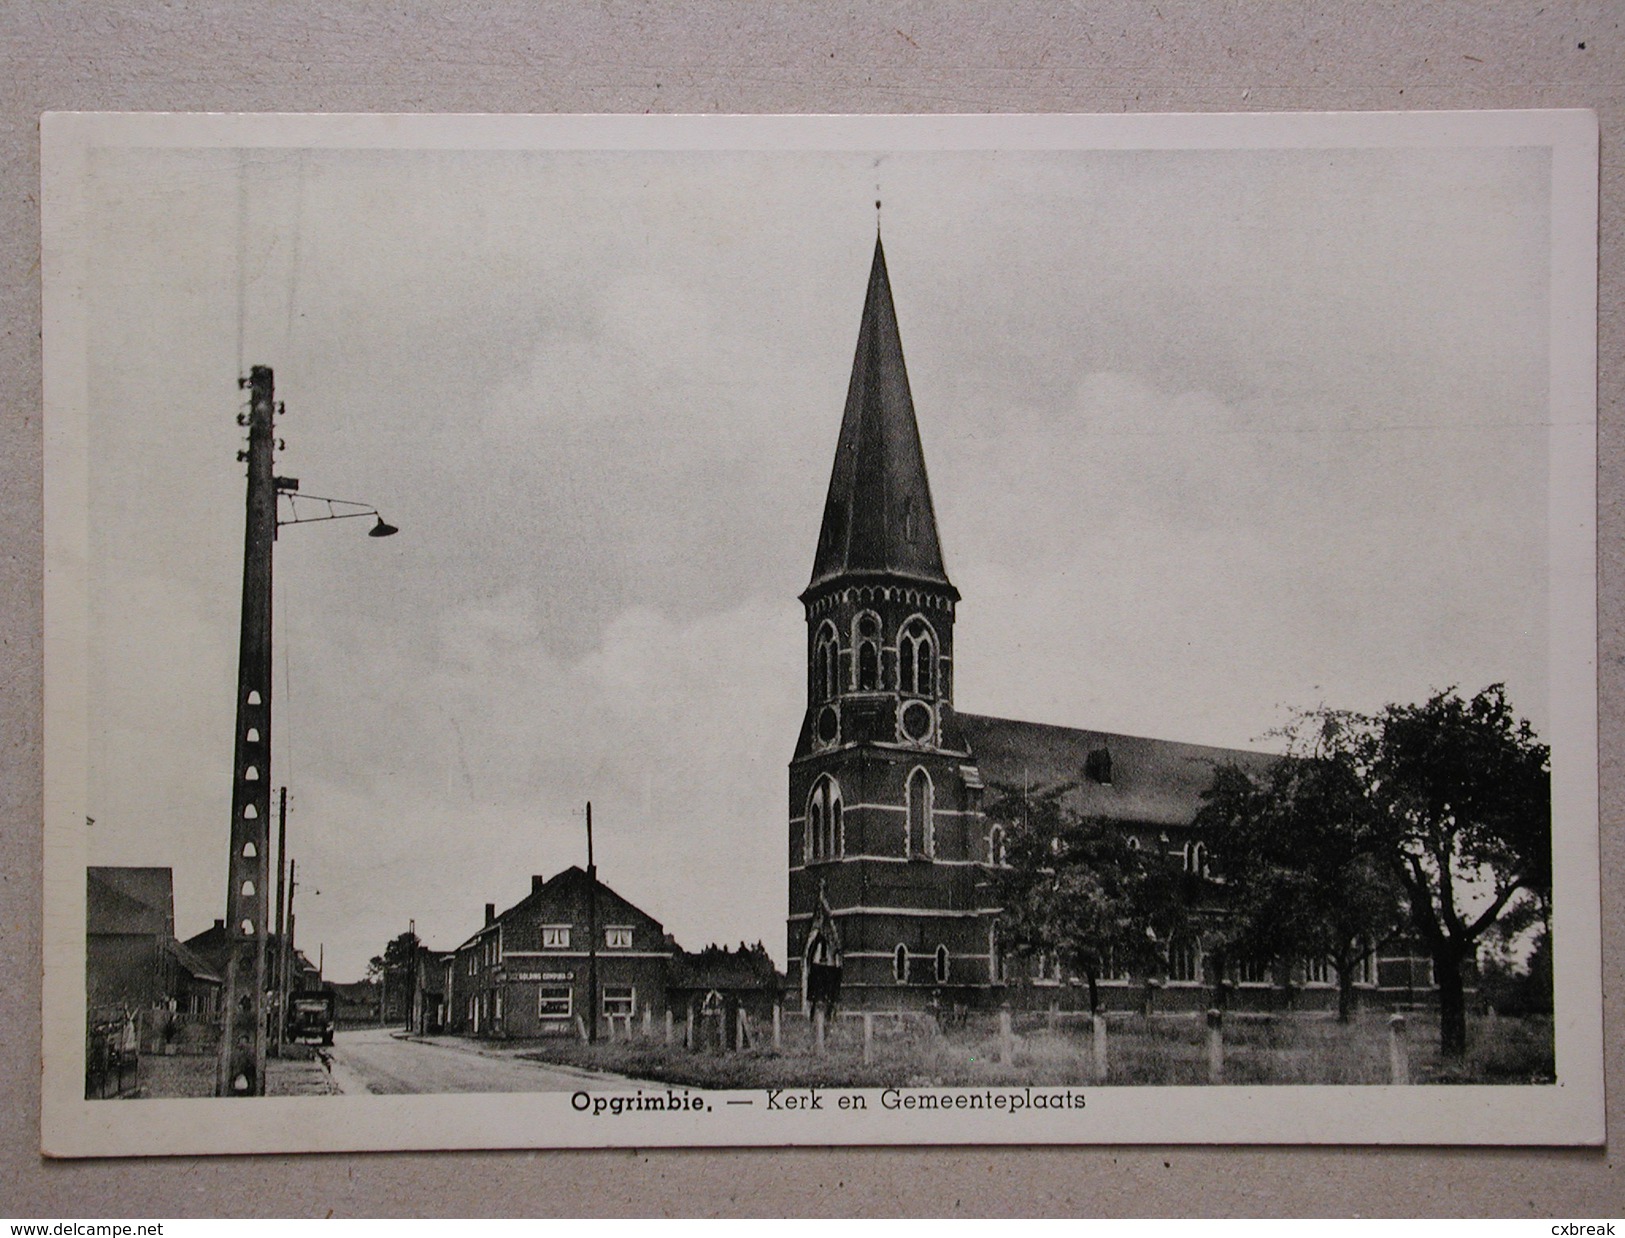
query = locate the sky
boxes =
[70,131,1554,980]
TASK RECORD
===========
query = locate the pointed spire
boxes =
[805,237,956,598]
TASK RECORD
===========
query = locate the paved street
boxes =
[324,1026,633,1095]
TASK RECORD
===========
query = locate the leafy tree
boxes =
[988,782,1183,1014]
[1197,715,1406,1022]
[1357,685,1550,1056]
[367,931,420,1021]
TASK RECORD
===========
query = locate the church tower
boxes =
[787,236,993,1009]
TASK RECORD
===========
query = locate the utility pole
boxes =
[216,366,277,1097]
[407,918,417,1032]
[272,787,288,1057]
[586,801,598,1045]
[281,858,297,1029]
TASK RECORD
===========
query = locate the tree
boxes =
[1358,685,1550,1057]
[988,782,1183,1014]
[367,931,420,1023]
[1197,715,1406,1022]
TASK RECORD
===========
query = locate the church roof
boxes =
[957,713,1278,829]
[805,236,955,598]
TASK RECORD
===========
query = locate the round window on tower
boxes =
[899,700,933,744]
[816,705,840,746]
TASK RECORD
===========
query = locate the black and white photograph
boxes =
[41,111,1601,1155]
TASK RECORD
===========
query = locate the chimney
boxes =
[484,902,496,925]
[531,874,546,895]
[214,918,225,931]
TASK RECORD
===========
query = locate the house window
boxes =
[602,985,636,1018]
[605,927,632,949]
[1303,957,1332,986]
[1034,952,1060,984]
[893,944,908,983]
[538,986,572,1020]
[854,613,881,690]
[1126,836,1142,851]
[907,767,933,858]
[541,925,571,949]
[897,618,936,696]
[988,825,1007,866]
[934,945,949,984]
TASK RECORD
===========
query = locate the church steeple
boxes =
[805,237,956,601]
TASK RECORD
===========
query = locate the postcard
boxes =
[41,110,1600,1155]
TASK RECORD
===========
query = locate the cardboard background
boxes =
[3,1,1619,1216]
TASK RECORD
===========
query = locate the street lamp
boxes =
[217,365,396,1097]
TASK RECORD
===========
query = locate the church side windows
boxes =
[988,824,1007,866]
[906,767,933,858]
[1184,840,1209,876]
[1168,934,1203,983]
[934,945,949,984]
[896,618,936,697]
[854,612,881,690]
[812,622,840,703]
[805,775,843,863]
[893,944,908,983]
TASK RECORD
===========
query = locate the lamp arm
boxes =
[276,491,392,531]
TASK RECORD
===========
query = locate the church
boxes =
[785,237,1395,1014]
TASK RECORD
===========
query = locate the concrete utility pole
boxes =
[586,801,599,1045]
[214,362,393,1095]
[216,366,277,1097]
[272,787,288,1057]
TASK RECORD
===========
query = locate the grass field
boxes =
[518,1009,1555,1090]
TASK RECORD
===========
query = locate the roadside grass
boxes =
[516,1009,1555,1090]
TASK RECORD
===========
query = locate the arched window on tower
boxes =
[907,767,933,858]
[854,612,881,691]
[806,776,843,862]
[812,622,839,703]
[897,618,936,696]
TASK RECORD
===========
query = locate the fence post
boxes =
[664,1009,674,1046]
[998,1006,1014,1064]
[737,1007,751,1051]
[1388,1012,1410,1085]
[643,1004,652,1039]
[1206,1008,1224,1084]
[814,1006,826,1056]
[1092,1012,1108,1082]
[772,1003,782,1051]
[575,1014,588,1043]
[685,1004,694,1050]
[1047,999,1059,1030]
[862,1012,874,1065]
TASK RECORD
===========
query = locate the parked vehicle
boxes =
[286,989,336,1046]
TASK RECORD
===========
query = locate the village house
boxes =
[86,866,221,1019]
[446,867,677,1039]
